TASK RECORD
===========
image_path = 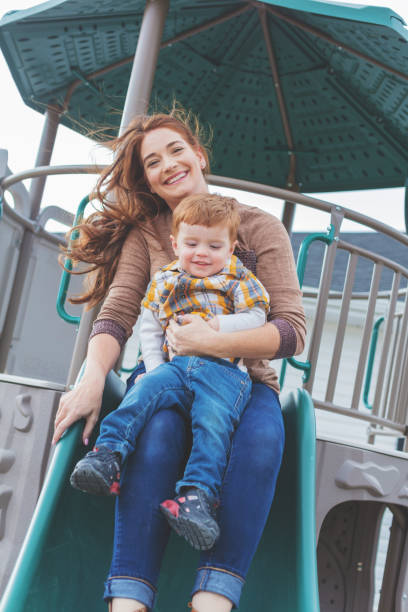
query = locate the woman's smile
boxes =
[164,170,189,185]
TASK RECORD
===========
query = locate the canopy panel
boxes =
[1,0,408,192]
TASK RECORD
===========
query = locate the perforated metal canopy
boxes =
[1,0,408,192]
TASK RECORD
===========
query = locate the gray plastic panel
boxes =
[0,216,23,336]
[4,229,83,384]
[316,437,408,611]
[0,381,61,595]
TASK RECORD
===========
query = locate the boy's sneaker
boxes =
[70,446,121,496]
[160,487,220,551]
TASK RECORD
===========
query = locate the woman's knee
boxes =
[235,386,284,474]
[136,408,190,467]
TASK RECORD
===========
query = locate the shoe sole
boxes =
[160,505,220,551]
[70,464,117,496]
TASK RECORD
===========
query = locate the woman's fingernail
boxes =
[84,438,89,446]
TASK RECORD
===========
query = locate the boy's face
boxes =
[171,222,235,278]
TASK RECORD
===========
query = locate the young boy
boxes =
[70,194,269,551]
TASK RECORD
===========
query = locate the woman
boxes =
[53,109,306,612]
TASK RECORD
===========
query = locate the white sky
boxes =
[1,0,408,232]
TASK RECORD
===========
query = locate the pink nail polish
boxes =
[84,438,89,446]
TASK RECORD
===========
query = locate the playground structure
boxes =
[1,1,408,610]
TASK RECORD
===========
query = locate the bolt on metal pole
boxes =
[66,0,170,385]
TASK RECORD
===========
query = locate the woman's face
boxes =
[140,127,209,210]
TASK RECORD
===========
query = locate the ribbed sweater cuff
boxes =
[270,318,297,359]
[89,319,127,350]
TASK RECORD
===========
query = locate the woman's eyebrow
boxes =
[143,140,184,164]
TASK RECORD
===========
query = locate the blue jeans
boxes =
[96,356,251,499]
[104,362,284,609]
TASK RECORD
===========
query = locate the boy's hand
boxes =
[134,373,146,384]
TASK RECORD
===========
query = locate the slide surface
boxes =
[0,374,319,611]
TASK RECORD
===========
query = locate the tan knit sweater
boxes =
[91,202,306,393]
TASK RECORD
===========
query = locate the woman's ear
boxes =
[196,147,206,170]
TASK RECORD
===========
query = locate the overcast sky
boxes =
[1,0,408,233]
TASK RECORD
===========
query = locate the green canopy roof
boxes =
[1,0,408,192]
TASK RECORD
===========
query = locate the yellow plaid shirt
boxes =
[142,254,270,332]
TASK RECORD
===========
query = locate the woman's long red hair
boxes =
[63,109,210,308]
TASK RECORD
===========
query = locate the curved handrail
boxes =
[0,165,101,190]
[56,195,90,325]
[0,196,65,246]
[209,175,408,247]
[1,165,408,246]
[284,225,336,383]
[363,316,385,410]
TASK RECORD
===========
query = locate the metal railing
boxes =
[2,164,408,245]
[1,164,408,442]
[302,230,408,438]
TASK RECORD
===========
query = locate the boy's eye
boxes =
[210,245,221,249]
[186,242,197,247]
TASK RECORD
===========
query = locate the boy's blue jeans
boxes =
[96,356,252,499]
[104,362,284,610]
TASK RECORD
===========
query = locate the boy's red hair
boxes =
[172,194,240,241]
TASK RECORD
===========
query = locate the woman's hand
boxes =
[52,377,104,446]
[52,333,121,445]
[167,315,218,356]
[168,317,282,361]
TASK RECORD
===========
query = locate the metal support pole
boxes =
[66,306,101,388]
[120,0,170,132]
[258,7,298,236]
[29,106,62,219]
[282,200,296,235]
[65,0,170,384]
[378,505,408,612]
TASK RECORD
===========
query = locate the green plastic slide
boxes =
[0,374,319,611]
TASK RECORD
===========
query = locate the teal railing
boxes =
[56,195,90,325]
[279,224,336,389]
[363,316,385,411]
[56,194,138,376]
